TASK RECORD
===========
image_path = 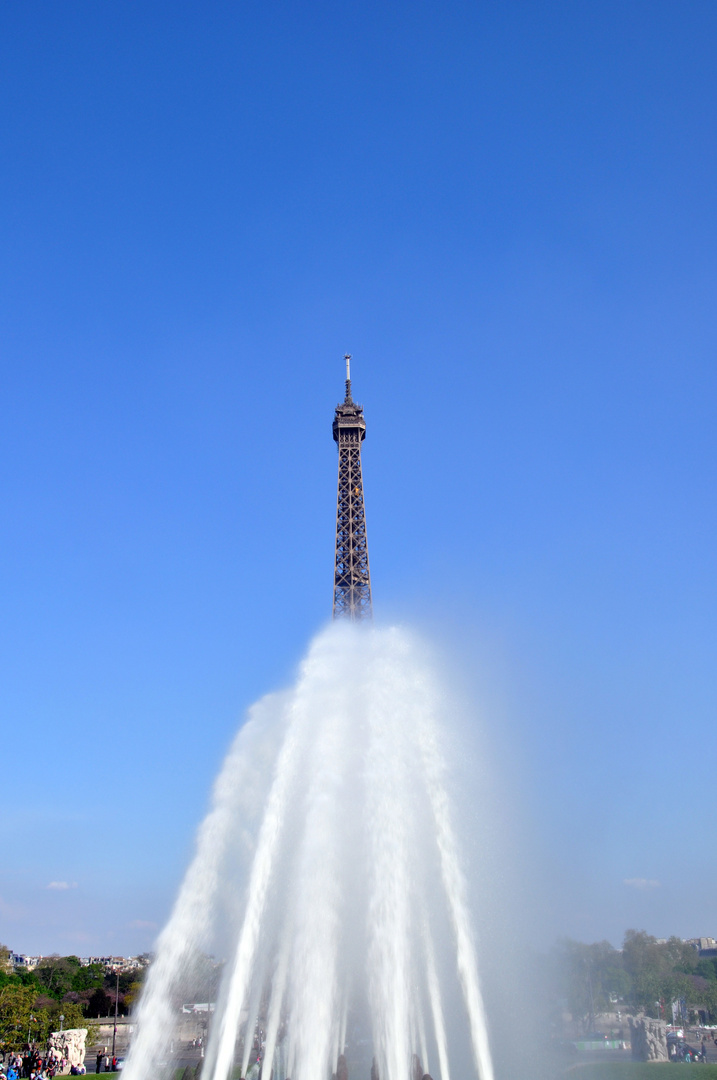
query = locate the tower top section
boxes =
[332,356,372,620]
[333,354,366,444]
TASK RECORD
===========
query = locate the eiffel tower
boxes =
[332,356,372,620]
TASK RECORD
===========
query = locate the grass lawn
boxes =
[81,1064,717,1080]
[80,1067,203,1079]
[565,1065,717,1080]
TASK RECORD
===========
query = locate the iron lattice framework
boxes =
[332,356,372,620]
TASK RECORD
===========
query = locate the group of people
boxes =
[93,1055,119,1074]
[667,1032,717,1062]
[0,1048,125,1079]
[0,1051,80,1080]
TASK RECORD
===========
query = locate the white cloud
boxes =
[46,881,78,891]
[624,877,660,889]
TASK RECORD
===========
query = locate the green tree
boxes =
[105,969,141,996]
[0,968,41,992]
[621,931,717,1019]
[0,985,37,1052]
[553,938,631,1030]
[0,946,12,974]
[34,1001,87,1043]
[697,958,717,982]
[35,956,82,1000]
[124,981,143,1010]
[85,989,113,1018]
[622,930,670,1014]
[0,984,87,1052]
[545,930,717,1029]
[72,964,104,993]
[663,937,699,975]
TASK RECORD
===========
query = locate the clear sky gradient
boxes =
[1,0,715,956]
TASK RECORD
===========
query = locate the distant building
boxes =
[12,954,42,970]
[9,951,154,973]
[83,954,153,973]
[682,937,717,956]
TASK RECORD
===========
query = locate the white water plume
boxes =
[124,623,495,1080]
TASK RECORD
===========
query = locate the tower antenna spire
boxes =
[344,354,352,402]
[332,356,372,620]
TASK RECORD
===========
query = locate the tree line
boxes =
[6,931,716,1053]
[550,930,717,1030]
[0,948,146,1054]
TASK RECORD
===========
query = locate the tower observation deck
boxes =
[332,356,372,620]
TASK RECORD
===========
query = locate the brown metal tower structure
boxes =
[332,356,372,620]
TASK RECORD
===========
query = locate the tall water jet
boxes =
[123,365,495,1080]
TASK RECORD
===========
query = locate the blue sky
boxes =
[1,0,716,955]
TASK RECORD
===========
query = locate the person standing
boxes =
[95,1054,102,1075]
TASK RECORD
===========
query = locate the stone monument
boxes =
[47,1029,88,1073]
[628,1016,668,1061]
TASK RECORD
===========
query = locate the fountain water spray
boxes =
[124,622,494,1080]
